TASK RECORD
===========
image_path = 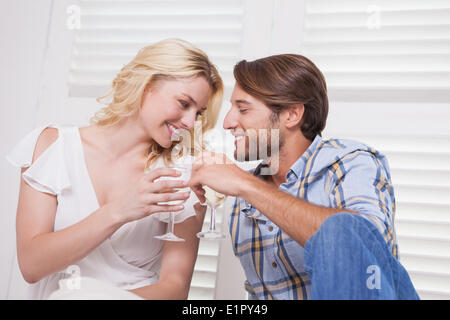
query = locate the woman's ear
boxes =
[283,104,305,129]
[140,85,154,109]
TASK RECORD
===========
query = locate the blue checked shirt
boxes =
[228,135,398,300]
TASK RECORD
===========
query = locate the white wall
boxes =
[0,0,53,299]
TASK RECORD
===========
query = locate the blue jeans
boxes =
[304,212,420,300]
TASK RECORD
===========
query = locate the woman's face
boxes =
[140,76,212,148]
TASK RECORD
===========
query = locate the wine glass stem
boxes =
[169,212,175,234]
[210,206,216,232]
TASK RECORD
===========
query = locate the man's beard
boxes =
[234,125,284,163]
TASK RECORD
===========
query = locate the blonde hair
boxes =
[90,38,224,171]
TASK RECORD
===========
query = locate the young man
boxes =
[188,54,419,300]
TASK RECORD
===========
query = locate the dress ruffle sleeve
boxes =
[5,124,71,195]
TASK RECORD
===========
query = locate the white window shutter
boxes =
[302,0,450,299]
[70,0,244,98]
[70,0,245,300]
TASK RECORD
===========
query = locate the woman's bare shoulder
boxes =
[32,127,59,164]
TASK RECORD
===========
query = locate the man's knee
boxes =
[309,211,379,249]
[319,211,362,235]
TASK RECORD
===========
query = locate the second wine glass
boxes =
[196,186,227,239]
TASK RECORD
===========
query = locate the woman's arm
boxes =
[129,203,207,299]
[18,181,123,283]
[16,128,125,283]
[17,128,188,284]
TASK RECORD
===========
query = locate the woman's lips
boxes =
[167,122,185,141]
[166,124,172,135]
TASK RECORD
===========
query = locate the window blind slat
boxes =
[408,271,450,296]
[307,0,450,13]
[327,87,450,102]
[400,253,450,275]
[194,255,219,273]
[72,54,238,70]
[191,270,218,289]
[310,54,450,71]
[81,0,243,15]
[395,185,450,206]
[382,152,450,172]
[304,25,450,42]
[75,28,242,42]
[306,9,450,28]
[397,236,450,258]
[396,203,450,223]
[391,168,450,187]
[396,219,450,240]
[302,39,450,55]
[81,14,243,29]
[74,40,241,56]
[188,287,215,300]
[416,290,450,300]
[197,239,221,257]
[324,71,450,87]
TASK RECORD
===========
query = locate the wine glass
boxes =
[154,163,191,242]
[196,186,227,239]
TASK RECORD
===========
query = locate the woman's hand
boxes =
[111,167,191,224]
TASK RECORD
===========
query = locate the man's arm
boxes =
[188,152,356,247]
[238,174,355,247]
[190,150,395,252]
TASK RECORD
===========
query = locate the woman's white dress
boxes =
[6,124,198,300]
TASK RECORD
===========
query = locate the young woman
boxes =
[6,39,223,299]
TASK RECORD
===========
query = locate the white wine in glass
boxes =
[154,165,191,242]
[196,186,227,239]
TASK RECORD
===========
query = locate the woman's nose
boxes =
[180,110,197,130]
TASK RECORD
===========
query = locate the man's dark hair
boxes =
[233,54,329,141]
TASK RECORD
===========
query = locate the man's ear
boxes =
[283,104,305,129]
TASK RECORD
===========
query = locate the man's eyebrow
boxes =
[233,99,251,105]
[181,92,198,106]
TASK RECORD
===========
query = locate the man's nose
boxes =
[223,108,238,130]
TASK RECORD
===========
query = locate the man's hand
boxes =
[188,151,251,203]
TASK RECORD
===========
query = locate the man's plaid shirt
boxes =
[229,135,398,300]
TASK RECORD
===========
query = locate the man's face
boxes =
[223,84,282,161]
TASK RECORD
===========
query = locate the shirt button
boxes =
[268,226,274,232]
[272,262,278,268]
